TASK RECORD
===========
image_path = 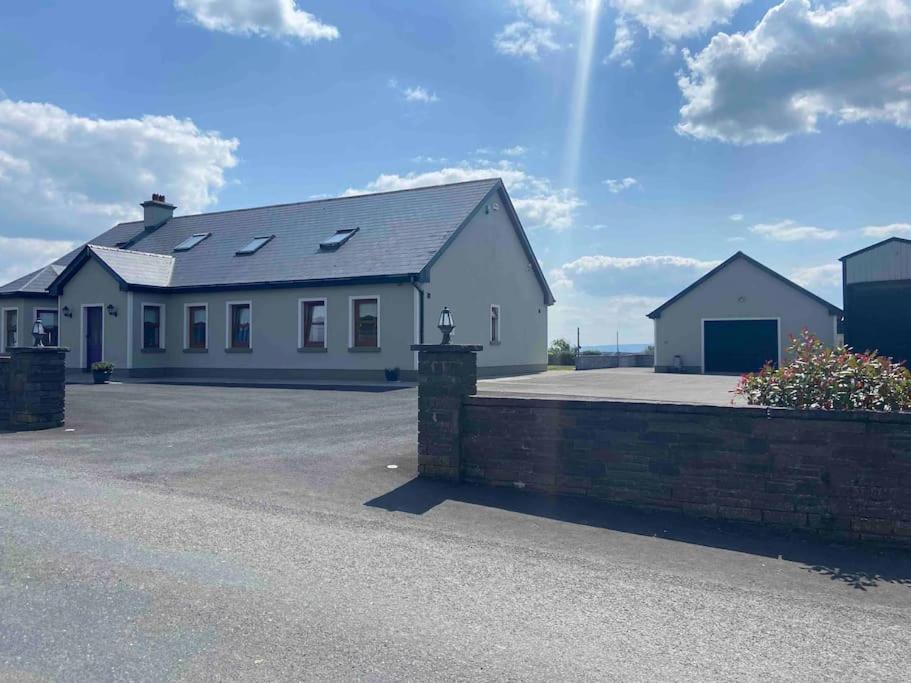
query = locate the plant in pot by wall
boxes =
[384,367,400,382]
[91,361,114,384]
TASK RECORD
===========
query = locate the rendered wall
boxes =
[654,258,836,373]
[424,188,549,375]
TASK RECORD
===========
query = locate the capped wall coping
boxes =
[7,346,71,354]
[412,344,483,353]
[465,393,911,424]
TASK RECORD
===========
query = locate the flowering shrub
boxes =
[734,329,911,411]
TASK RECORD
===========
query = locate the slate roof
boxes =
[647,251,842,319]
[3,178,553,302]
[0,264,65,296]
[87,245,175,288]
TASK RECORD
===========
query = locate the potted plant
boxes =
[91,361,114,384]
[384,367,400,382]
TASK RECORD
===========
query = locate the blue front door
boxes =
[85,306,103,370]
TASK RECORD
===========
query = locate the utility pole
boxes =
[616,330,620,356]
[576,327,581,355]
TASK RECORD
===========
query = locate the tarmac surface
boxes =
[479,367,742,405]
[1,382,909,680]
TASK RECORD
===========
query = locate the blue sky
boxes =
[1,0,909,344]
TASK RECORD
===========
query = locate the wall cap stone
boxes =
[466,394,911,424]
[412,344,483,353]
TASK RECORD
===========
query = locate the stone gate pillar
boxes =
[410,344,482,481]
[7,347,69,430]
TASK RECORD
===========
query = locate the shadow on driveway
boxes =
[366,478,911,591]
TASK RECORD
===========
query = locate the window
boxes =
[228,302,252,349]
[174,233,211,252]
[300,299,327,348]
[352,297,379,348]
[319,228,358,251]
[490,305,501,344]
[186,304,207,350]
[235,235,273,256]
[3,309,17,350]
[35,309,59,346]
[142,305,163,350]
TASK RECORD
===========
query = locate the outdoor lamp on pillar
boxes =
[106,304,118,317]
[438,306,454,345]
[32,319,46,347]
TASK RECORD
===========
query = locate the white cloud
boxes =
[346,161,582,232]
[604,177,639,193]
[388,80,440,104]
[861,222,911,237]
[677,0,911,144]
[749,220,838,241]
[610,0,748,42]
[411,155,448,164]
[729,213,744,221]
[174,0,339,42]
[501,145,528,157]
[607,16,635,65]
[404,86,439,104]
[0,236,78,285]
[510,0,562,24]
[790,263,842,289]
[0,98,238,238]
[559,254,721,274]
[549,292,666,344]
[494,21,560,59]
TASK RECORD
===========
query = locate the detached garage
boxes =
[648,252,841,374]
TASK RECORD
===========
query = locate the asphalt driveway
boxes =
[2,383,910,680]
[479,367,742,405]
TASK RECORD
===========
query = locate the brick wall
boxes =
[459,397,911,547]
[0,357,9,430]
[2,348,67,431]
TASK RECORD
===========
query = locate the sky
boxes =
[1,0,909,345]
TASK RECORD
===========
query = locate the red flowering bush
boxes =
[734,329,911,411]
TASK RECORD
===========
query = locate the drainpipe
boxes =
[411,278,425,344]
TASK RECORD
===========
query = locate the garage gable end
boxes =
[647,252,841,319]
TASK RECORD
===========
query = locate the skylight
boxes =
[173,233,211,252]
[236,235,274,256]
[319,228,359,251]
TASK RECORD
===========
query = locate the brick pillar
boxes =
[410,344,482,481]
[8,347,69,431]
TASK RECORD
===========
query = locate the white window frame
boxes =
[700,317,781,374]
[298,297,328,349]
[141,303,166,351]
[348,295,381,349]
[183,302,209,350]
[33,306,61,347]
[81,304,105,369]
[225,300,253,350]
[1,306,19,352]
[490,304,501,344]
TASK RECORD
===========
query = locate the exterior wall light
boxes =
[438,306,455,345]
[106,304,118,317]
[62,305,72,318]
[32,319,46,347]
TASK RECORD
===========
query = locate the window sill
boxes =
[348,346,381,353]
[225,347,253,353]
[489,340,502,346]
[141,348,166,353]
[183,348,208,353]
[298,346,328,353]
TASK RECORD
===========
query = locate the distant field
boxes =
[582,344,650,353]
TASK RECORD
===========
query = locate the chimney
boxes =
[141,193,176,231]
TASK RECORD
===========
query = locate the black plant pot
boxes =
[92,369,112,385]
[384,368,400,382]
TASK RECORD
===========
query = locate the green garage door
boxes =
[703,319,778,374]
